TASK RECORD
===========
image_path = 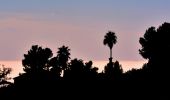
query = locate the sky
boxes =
[0,0,170,75]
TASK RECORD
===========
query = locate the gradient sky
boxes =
[0,0,170,62]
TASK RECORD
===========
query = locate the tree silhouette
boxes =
[84,61,98,80]
[123,68,144,81]
[103,31,117,63]
[0,66,13,98]
[48,57,61,78]
[64,59,98,80]
[138,24,170,98]
[22,45,53,73]
[112,61,123,80]
[139,22,170,80]
[57,45,71,76]
[65,58,84,80]
[139,27,157,60]
[139,22,170,62]
[0,65,12,87]
[104,61,123,80]
[104,62,114,80]
[21,45,54,82]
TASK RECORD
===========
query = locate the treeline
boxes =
[0,22,170,98]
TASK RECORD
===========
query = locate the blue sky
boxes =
[1,0,170,13]
[0,0,170,61]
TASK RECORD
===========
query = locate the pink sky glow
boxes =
[0,60,147,79]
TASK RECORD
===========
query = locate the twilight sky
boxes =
[0,0,170,62]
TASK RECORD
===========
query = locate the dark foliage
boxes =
[139,22,170,81]
[22,45,53,73]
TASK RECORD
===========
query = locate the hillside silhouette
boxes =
[0,22,169,99]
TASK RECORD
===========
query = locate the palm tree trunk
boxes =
[110,48,112,58]
[109,48,113,63]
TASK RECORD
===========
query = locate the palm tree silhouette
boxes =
[57,45,71,74]
[103,31,117,63]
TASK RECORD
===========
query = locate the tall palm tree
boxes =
[103,31,117,62]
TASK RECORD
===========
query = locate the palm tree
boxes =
[57,45,71,71]
[103,31,117,62]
